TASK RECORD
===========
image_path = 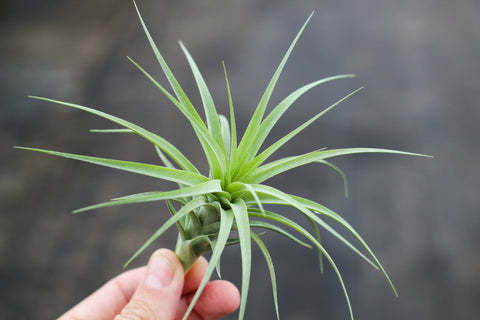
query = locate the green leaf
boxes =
[16,147,208,186]
[317,160,349,198]
[132,4,227,178]
[155,146,176,169]
[28,96,198,173]
[246,147,431,184]
[154,146,191,202]
[247,218,312,248]
[233,182,266,216]
[223,62,238,168]
[235,12,315,172]
[179,41,224,152]
[183,204,234,320]
[250,232,280,320]
[246,186,397,295]
[127,57,226,178]
[248,208,317,248]
[166,199,187,242]
[308,216,324,273]
[243,184,355,319]
[125,196,206,267]
[218,114,231,159]
[246,74,354,162]
[208,237,223,279]
[73,180,222,213]
[236,87,363,180]
[230,199,252,320]
[247,184,378,267]
[292,195,398,296]
[133,1,202,124]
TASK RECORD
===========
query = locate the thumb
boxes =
[116,249,184,320]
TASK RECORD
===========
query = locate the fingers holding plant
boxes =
[59,250,239,320]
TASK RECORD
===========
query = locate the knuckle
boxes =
[114,300,157,320]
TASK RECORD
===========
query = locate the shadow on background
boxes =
[1,0,479,319]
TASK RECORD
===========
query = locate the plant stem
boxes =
[175,238,212,272]
[175,240,198,272]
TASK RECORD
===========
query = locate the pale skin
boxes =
[58,249,240,320]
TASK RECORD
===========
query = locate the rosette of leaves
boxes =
[16,3,430,320]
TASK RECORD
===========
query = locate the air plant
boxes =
[16,2,430,320]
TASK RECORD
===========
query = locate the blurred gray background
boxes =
[1,0,479,319]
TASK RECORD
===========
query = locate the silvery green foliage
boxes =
[17,2,430,319]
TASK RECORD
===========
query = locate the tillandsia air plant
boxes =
[17,2,430,320]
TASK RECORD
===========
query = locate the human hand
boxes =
[58,249,240,320]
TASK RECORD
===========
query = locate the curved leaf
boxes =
[179,41,224,152]
[317,160,349,198]
[247,218,312,248]
[28,96,198,173]
[246,75,354,162]
[292,195,398,296]
[245,184,378,269]
[250,232,280,319]
[127,58,226,178]
[246,148,431,184]
[73,180,222,213]
[230,199,252,320]
[237,88,363,180]
[234,12,315,172]
[16,147,208,186]
[243,184,355,319]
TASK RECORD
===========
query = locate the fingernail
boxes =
[144,254,174,289]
